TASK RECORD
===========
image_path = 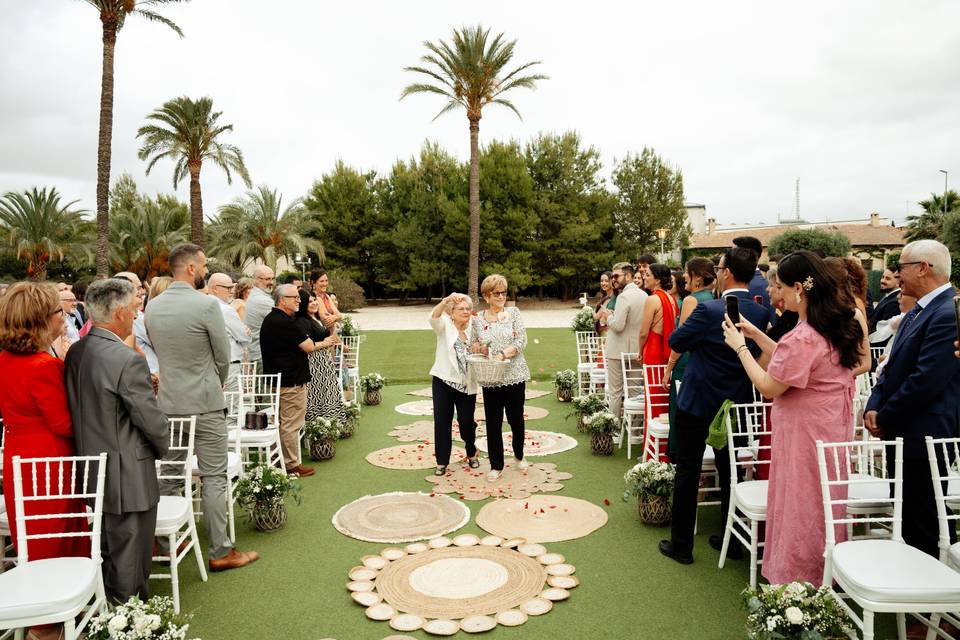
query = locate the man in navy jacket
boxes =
[659,246,771,564]
[865,239,960,557]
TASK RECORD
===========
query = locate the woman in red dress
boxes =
[638,264,679,457]
[0,282,90,563]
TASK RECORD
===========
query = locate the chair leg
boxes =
[718,509,735,569]
[14,629,24,640]
[862,609,874,640]
[169,533,180,614]
[64,618,77,640]
[749,519,760,590]
[227,475,236,544]
[925,614,942,640]
[191,521,208,583]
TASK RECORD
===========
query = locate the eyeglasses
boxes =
[281,294,299,299]
[453,306,472,312]
[258,277,276,283]
[491,290,508,297]
[215,284,235,290]
[896,261,927,271]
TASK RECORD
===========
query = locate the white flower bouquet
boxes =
[583,411,618,435]
[571,307,595,333]
[302,416,341,443]
[234,463,302,512]
[87,596,196,640]
[624,460,676,500]
[360,372,386,392]
[569,393,607,418]
[743,581,852,640]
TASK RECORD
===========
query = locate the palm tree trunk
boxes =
[95,18,118,277]
[188,161,203,246]
[468,117,481,301]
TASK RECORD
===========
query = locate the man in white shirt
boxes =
[244,265,276,371]
[600,262,648,419]
[208,272,251,392]
[59,288,81,343]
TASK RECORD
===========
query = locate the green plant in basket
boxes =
[743,581,852,640]
[87,595,196,640]
[303,416,340,442]
[343,400,361,421]
[583,411,618,434]
[570,393,607,418]
[554,369,576,401]
[571,307,595,333]
[623,460,676,500]
[339,314,359,337]
[360,372,386,392]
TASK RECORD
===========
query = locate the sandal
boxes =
[434,465,447,476]
[468,456,480,469]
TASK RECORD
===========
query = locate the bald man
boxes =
[208,273,251,392]
[244,265,275,371]
[59,288,81,342]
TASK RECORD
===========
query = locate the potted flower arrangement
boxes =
[234,463,302,532]
[339,315,359,337]
[624,460,676,526]
[743,581,852,640]
[303,417,340,461]
[571,307,595,333]
[360,372,386,406]
[569,393,607,433]
[554,369,576,402]
[87,595,196,640]
[341,400,361,437]
[584,411,618,455]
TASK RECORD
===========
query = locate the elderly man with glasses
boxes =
[208,273,251,393]
[244,265,276,372]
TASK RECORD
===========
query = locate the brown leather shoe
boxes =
[209,548,260,572]
[293,465,315,477]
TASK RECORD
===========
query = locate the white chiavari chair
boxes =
[233,373,284,470]
[618,353,644,458]
[575,331,594,396]
[642,364,670,462]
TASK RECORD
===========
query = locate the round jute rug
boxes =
[366,444,466,470]
[332,492,470,543]
[388,421,489,444]
[475,430,577,457]
[407,387,551,402]
[425,458,573,501]
[394,400,549,422]
[347,539,576,633]
[475,495,609,543]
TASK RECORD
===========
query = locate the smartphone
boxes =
[726,295,741,330]
[753,295,763,305]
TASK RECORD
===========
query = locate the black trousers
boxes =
[432,376,477,466]
[102,507,158,603]
[670,407,733,556]
[900,455,955,557]
[483,382,526,471]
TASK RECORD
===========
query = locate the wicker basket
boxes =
[637,494,671,526]
[364,389,382,406]
[339,419,355,439]
[467,355,511,386]
[590,432,614,456]
[308,438,337,461]
[250,502,287,532]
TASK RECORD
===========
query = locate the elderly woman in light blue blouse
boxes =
[471,274,531,481]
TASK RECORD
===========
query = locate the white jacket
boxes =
[429,313,478,395]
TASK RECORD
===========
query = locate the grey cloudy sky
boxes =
[1,0,957,227]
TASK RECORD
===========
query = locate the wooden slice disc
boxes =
[362,555,388,570]
[405,542,429,554]
[428,536,452,549]
[347,580,375,592]
[365,603,396,621]
[537,553,565,565]
[547,575,580,589]
[422,619,460,636]
[541,588,570,601]
[495,609,528,627]
[461,615,497,633]
[500,537,526,549]
[452,534,479,547]
[381,547,406,561]
[383,636,418,640]
[520,597,553,616]
[518,543,547,557]
[545,563,576,576]
[350,591,381,607]
[348,566,378,581]
[479,535,504,546]
[389,614,425,632]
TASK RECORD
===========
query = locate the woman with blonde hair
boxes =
[472,274,531,481]
[232,277,254,322]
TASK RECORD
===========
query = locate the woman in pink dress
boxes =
[721,250,870,585]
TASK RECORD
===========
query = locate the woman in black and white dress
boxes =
[295,290,346,423]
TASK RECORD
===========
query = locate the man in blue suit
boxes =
[659,246,771,564]
[865,239,960,557]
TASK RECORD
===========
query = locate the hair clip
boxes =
[802,276,815,291]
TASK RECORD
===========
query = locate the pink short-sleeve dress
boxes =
[763,321,855,585]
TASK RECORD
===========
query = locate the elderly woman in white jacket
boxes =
[429,292,480,476]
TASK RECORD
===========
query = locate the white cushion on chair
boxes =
[623,397,644,412]
[734,480,768,516]
[156,496,191,534]
[577,363,593,372]
[847,473,890,506]
[0,557,97,620]
[646,417,670,437]
[832,539,960,604]
[190,452,242,478]
[234,428,280,445]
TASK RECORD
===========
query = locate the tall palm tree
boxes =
[0,187,93,281]
[82,0,188,277]
[136,96,252,245]
[206,185,323,272]
[109,194,189,278]
[401,25,546,300]
[905,190,960,241]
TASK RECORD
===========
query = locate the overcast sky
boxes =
[1,1,957,228]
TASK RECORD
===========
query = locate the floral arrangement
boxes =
[360,372,386,392]
[554,369,576,390]
[87,595,196,640]
[234,463,302,512]
[569,393,607,418]
[583,411,618,435]
[624,460,676,500]
[743,581,852,640]
[571,307,595,333]
[339,315,359,337]
[303,417,340,442]
[342,400,361,421]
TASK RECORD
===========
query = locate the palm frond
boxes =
[132,8,184,36]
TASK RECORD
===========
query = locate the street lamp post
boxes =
[655,228,669,261]
[294,253,311,282]
[940,169,949,217]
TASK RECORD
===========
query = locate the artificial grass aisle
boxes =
[166,383,755,640]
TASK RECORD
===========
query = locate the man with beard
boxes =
[868,267,902,347]
[600,262,647,421]
[145,243,259,572]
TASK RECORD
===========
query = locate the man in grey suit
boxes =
[600,262,648,419]
[244,265,276,371]
[145,244,259,572]
[65,278,169,602]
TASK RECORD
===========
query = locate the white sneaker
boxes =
[487,470,502,482]
[516,457,529,471]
